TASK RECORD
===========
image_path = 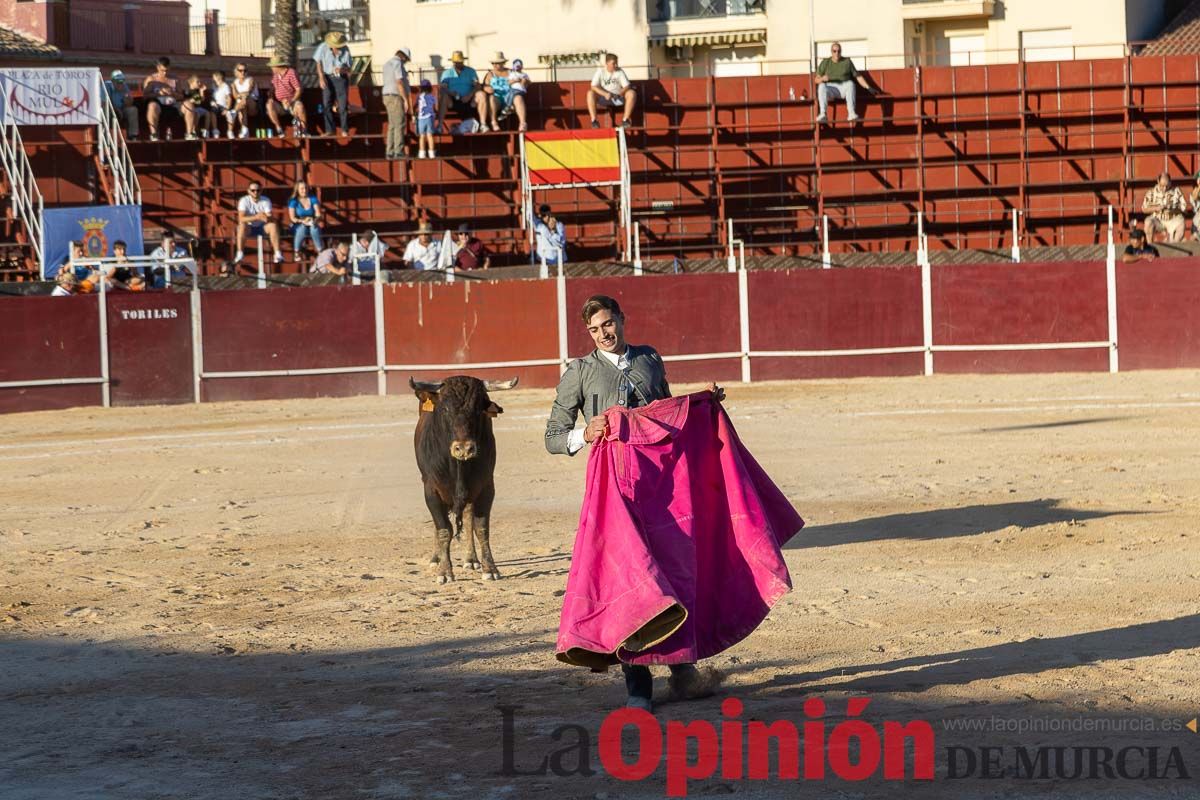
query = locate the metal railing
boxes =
[97,91,142,208]
[0,121,44,270]
[189,18,272,58]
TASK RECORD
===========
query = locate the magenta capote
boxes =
[598,697,936,797]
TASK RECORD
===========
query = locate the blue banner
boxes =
[42,205,144,278]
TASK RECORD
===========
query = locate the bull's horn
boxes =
[409,377,445,392]
[483,377,520,391]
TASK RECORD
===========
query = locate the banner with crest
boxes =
[41,205,144,278]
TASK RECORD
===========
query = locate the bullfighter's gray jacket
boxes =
[544,344,671,456]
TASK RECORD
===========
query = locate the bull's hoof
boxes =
[465,560,482,571]
[482,570,500,581]
[436,574,454,585]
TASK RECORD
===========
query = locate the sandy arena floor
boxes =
[2,371,1199,799]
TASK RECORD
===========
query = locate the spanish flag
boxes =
[525,130,622,187]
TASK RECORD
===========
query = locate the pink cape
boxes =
[556,391,804,668]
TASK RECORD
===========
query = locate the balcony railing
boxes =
[650,0,765,23]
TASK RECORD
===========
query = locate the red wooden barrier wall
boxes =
[748,268,925,380]
[0,296,103,414]
[382,280,561,391]
[565,273,742,383]
[200,285,377,401]
[1116,261,1200,370]
[8,260,1200,415]
[932,261,1111,374]
[107,293,195,406]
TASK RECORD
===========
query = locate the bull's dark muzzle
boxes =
[449,439,479,461]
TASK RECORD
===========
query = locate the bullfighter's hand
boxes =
[584,414,608,443]
[705,382,726,403]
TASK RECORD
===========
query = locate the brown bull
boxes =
[411,375,517,584]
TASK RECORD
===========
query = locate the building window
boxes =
[1021,28,1073,62]
[651,0,765,23]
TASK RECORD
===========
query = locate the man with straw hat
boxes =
[313,30,353,136]
[403,221,442,271]
[437,50,487,133]
[266,55,308,138]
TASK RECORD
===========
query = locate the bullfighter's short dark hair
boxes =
[581,295,622,324]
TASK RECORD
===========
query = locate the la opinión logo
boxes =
[500,696,935,796]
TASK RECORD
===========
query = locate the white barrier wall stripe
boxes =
[738,266,751,383]
[373,273,387,396]
[921,260,934,376]
[1106,252,1120,374]
[932,341,1111,352]
[191,288,204,404]
[98,286,111,407]
[662,352,742,363]
[556,263,569,373]
[203,366,380,378]
[0,377,107,389]
[752,347,927,358]
[387,359,562,371]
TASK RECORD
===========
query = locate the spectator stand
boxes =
[519,128,632,266]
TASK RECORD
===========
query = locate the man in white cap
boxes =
[382,47,412,159]
[313,30,353,136]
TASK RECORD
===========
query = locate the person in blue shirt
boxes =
[287,180,324,257]
[437,50,486,133]
[313,30,353,136]
[104,70,140,139]
[534,204,567,267]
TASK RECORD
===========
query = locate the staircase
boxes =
[96,91,142,207]
[0,120,44,278]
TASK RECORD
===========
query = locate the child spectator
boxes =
[417,79,437,159]
[183,74,216,140]
[211,70,236,138]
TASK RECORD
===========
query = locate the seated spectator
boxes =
[814,42,874,124]
[183,74,216,140]
[1142,172,1186,243]
[350,229,388,271]
[287,180,323,257]
[482,52,527,133]
[453,223,491,269]
[105,70,139,140]
[267,56,308,137]
[211,70,237,137]
[382,47,412,159]
[403,222,441,270]
[142,57,181,141]
[150,232,191,285]
[417,79,437,158]
[52,268,78,296]
[438,50,487,133]
[107,240,145,291]
[312,242,351,276]
[587,53,636,129]
[235,182,284,264]
[508,59,530,129]
[231,63,260,139]
[314,31,353,137]
[534,204,567,266]
[1122,228,1160,263]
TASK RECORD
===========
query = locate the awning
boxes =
[649,30,766,48]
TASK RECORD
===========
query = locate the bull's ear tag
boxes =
[421,398,436,412]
